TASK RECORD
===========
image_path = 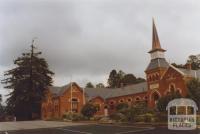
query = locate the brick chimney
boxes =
[186,63,192,70]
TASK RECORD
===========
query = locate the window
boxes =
[169,84,175,93]
[119,99,124,103]
[109,101,115,110]
[55,105,59,112]
[127,98,132,102]
[149,76,152,81]
[135,97,141,103]
[135,97,140,101]
[109,101,114,105]
[176,89,181,94]
[71,98,78,113]
[95,104,101,112]
[155,73,159,80]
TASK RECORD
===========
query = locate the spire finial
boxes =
[149,19,165,53]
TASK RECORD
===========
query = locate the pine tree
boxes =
[1,40,54,120]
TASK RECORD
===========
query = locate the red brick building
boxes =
[41,82,85,120]
[41,21,199,119]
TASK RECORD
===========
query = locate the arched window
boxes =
[135,97,141,103]
[109,101,115,110]
[152,75,155,81]
[156,73,159,80]
[109,101,115,105]
[149,75,152,81]
[176,89,181,94]
[169,84,175,93]
[127,98,132,102]
[71,98,78,113]
[151,91,160,106]
[119,99,124,103]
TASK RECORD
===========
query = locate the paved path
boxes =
[0,120,88,131]
[1,125,199,134]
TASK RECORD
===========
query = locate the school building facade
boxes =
[41,21,200,120]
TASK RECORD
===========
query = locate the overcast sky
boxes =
[1,0,200,102]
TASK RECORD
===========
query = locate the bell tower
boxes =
[145,19,169,108]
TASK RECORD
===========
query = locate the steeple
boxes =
[149,19,166,53]
[145,19,169,71]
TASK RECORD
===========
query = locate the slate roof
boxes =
[84,82,148,100]
[48,81,148,100]
[176,68,200,78]
[146,58,169,71]
[48,82,72,97]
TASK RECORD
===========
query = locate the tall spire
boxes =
[149,19,165,53]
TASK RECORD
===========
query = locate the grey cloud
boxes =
[0,0,200,89]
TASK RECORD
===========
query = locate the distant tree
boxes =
[81,103,97,119]
[96,83,105,88]
[108,70,125,88]
[157,91,181,112]
[1,40,54,120]
[187,55,200,70]
[121,74,136,86]
[187,78,200,108]
[136,77,146,83]
[108,69,145,88]
[85,82,94,88]
[172,55,200,70]
[171,63,186,69]
[108,70,118,88]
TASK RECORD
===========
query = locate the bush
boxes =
[157,92,181,112]
[62,112,85,121]
[110,112,127,122]
[81,103,97,119]
[143,113,154,123]
[116,103,129,112]
[93,115,104,121]
[134,115,145,122]
[155,112,168,122]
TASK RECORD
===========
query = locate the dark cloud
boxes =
[0,0,200,93]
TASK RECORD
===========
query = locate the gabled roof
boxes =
[177,68,200,78]
[146,58,169,71]
[84,82,147,100]
[162,64,200,79]
[48,82,78,97]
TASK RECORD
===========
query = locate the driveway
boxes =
[1,124,199,134]
[0,120,88,131]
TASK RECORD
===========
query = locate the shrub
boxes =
[155,112,168,122]
[62,112,85,121]
[134,115,145,122]
[116,103,129,112]
[157,92,181,112]
[110,112,127,122]
[81,103,97,119]
[93,115,104,121]
[143,113,154,123]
